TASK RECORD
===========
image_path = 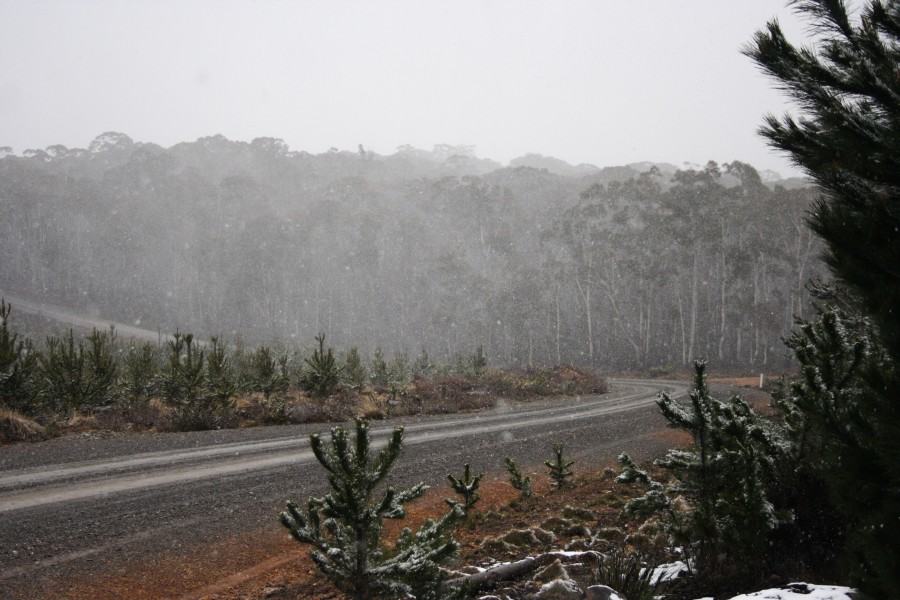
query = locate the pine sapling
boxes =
[370,347,389,387]
[0,300,38,414]
[122,341,158,407]
[205,336,235,412]
[504,456,533,498]
[446,463,483,515]
[342,346,367,390]
[545,442,575,489]
[411,347,432,379]
[157,331,208,429]
[300,333,341,398]
[281,420,464,600]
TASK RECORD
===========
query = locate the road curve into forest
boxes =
[0,379,687,598]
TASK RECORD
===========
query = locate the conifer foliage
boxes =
[157,332,210,429]
[0,300,37,413]
[744,0,900,359]
[621,360,790,592]
[545,442,575,489]
[782,306,900,594]
[280,419,464,600]
[299,333,340,398]
[39,327,118,414]
[746,2,900,594]
[446,463,483,515]
[503,456,533,498]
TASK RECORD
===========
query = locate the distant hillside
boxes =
[0,132,818,370]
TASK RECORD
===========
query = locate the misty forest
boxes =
[0,133,819,371]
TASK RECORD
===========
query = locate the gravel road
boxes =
[0,378,687,598]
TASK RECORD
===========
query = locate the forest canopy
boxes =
[0,134,819,370]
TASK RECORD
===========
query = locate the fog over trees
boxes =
[0,132,820,370]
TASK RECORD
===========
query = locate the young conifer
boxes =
[280,419,464,600]
[0,300,38,414]
[369,347,389,387]
[746,8,900,591]
[446,463,483,515]
[545,442,575,489]
[299,333,340,397]
[503,456,533,498]
[205,336,235,411]
[157,331,207,429]
[622,360,790,591]
[342,346,367,390]
[122,341,158,407]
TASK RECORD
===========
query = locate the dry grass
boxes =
[0,406,44,443]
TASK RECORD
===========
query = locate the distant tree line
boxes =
[0,134,820,370]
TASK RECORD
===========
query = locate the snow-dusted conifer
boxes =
[782,306,900,595]
[205,336,235,412]
[280,419,464,600]
[504,456,533,498]
[299,333,340,397]
[746,3,900,590]
[625,360,789,590]
[446,463,483,515]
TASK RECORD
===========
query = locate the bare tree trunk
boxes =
[689,249,699,363]
[677,277,687,365]
[574,274,594,364]
[555,282,562,365]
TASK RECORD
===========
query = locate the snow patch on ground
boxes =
[715,583,855,600]
[648,560,689,584]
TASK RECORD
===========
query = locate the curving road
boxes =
[0,379,686,598]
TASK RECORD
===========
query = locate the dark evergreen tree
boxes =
[446,463,483,515]
[0,300,38,414]
[388,350,409,384]
[205,336,235,411]
[545,442,575,489]
[121,341,158,407]
[280,420,464,600]
[157,332,209,429]
[622,361,791,594]
[745,1,900,359]
[782,306,899,593]
[299,333,341,398]
[746,2,900,594]
[39,328,117,414]
[411,347,433,379]
[84,327,118,406]
[250,345,288,401]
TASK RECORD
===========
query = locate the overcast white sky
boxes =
[0,1,811,176]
